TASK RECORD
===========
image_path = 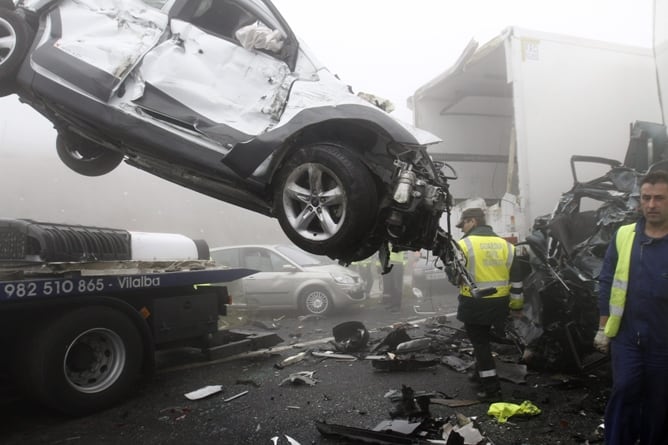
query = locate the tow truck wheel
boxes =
[23,306,144,416]
[56,133,124,177]
[274,143,378,258]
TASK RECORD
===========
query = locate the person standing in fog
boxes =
[454,208,524,401]
[595,169,668,445]
[382,250,406,312]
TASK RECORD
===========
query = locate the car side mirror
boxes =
[282,264,297,272]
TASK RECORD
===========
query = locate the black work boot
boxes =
[468,370,481,386]
[477,377,502,402]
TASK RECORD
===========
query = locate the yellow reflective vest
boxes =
[458,235,514,298]
[604,223,635,338]
[389,251,406,265]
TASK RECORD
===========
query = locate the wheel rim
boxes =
[282,163,347,241]
[0,17,17,65]
[305,290,329,314]
[62,140,106,161]
[63,328,126,394]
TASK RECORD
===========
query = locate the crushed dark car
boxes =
[0,0,452,264]
[515,130,668,370]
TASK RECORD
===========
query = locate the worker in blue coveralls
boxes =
[595,169,668,445]
[454,207,524,401]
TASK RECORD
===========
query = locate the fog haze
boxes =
[1,148,290,248]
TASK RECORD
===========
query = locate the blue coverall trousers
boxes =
[605,332,668,445]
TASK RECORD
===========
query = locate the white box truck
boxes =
[410,26,663,241]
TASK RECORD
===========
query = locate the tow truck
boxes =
[0,218,282,416]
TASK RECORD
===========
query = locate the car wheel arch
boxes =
[56,132,124,177]
[266,120,390,185]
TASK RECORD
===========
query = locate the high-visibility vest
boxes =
[389,251,406,265]
[604,223,636,338]
[458,236,514,298]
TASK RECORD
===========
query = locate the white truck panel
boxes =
[412,27,662,240]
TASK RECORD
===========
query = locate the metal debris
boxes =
[279,371,318,387]
[270,435,301,445]
[311,351,357,361]
[441,355,475,373]
[395,337,431,354]
[371,355,440,372]
[274,351,308,369]
[223,390,249,403]
[315,385,492,444]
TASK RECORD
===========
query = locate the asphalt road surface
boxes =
[0,291,610,445]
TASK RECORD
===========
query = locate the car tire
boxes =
[274,143,378,258]
[17,306,144,416]
[300,287,333,315]
[56,133,124,177]
[0,7,31,93]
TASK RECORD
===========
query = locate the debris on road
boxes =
[270,434,301,445]
[315,385,493,444]
[279,371,319,387]
[223,390,249,403]
[274,351,308,369]
[311,351,357,361]
[371,356,440,372]
[395,337,432,354]
[184,385,223,401]
[332,321,369,352]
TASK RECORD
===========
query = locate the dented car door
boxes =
[29,0,168,101]
[136,0,293,141]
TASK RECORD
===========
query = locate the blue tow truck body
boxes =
[0,219,281,416]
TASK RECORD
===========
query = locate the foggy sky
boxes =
[1,154,290,249]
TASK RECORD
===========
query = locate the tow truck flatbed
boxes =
[0,219,283,416]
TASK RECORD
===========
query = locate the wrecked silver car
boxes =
[0,0,451,263]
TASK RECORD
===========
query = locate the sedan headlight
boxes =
[332,274,355,285]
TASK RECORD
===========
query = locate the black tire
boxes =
[56,133,124,177]
[0,7,31,93]
[274,143,378,257]
[300,287,333,315]
[20,306,144,416]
